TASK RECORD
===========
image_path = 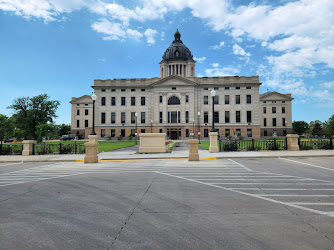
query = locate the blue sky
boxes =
[0,0,333,124]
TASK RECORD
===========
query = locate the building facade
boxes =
[71,30,293,139]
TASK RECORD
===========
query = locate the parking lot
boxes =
[0,157,334,249]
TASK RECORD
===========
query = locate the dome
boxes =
[161,29,194,62]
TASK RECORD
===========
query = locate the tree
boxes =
[57,124,71,137]
[323,114,334,137]
[0,114,13,144]
[312,122,323,137]
[292,121,309,135]
[36,123,59,142]
[8,94,60,140]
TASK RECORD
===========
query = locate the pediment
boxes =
[260,92,293,101]
[151,75,197,87]
[70,95,93,104]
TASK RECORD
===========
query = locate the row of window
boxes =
[101,88,146,92]
[263,118,287,127]
[101,96,146,106]
[76,120,89,128]
[76,104,89,106]
[76,109,89,116]
[204,95,251,105]
[202,86,251,90]
[101,112,147,124]
[263,101,285,104]
[263,106,285,114]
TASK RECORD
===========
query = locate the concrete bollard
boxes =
[139,133,166,153]
[22,140,34,156]
[84,135,99,163]
[188,139,199,161]
[286,134,299,151]
[209,132,219,153]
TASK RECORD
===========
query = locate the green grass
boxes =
[198,141,210,150]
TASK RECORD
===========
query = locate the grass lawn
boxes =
[198,141,210,150]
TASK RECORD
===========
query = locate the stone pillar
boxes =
[139,133,166,153]
[84,135,99,163]
[188,139,199,161]
[286,134,299,151]
[22,140,34,156]
[209,132,219,152]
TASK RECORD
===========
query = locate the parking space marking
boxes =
[259,194,334,197]
[288,203,334,205]
[280,158,334,172]
[234,188,334,191]
[228,159,251,171]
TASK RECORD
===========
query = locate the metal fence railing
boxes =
[0,144,24,155]
[298,138,333,150]
[218,138,287,152]
[33,143,85,155]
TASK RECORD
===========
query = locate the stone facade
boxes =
[70,30,293,140]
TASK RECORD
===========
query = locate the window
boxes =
[186,129,189,137]
[102,89,105,92]
[101,97,106,106]
[282,107,286,113]
[141,97,145,106]
[178,111,180,123]
[131,129,135,136]
[131,112,136,124]
[77,104,79,106]
[283,118,286,126]
[236,111,241,123]
[264,130,267,136]
[247,129,252,137]
[272,107,276,113]
[141,112,145,124]
[204,96,208,105]
[186,95,189,103]
[111,97,116,106]
[247,111,252,123]
[263,107,266,113]
[111,129,115,137]
[121,129,125,137]
[101,112,106,124]
[160,112,163,123]
[203,87,208,90]
[264,118,267,126]
[273,118,277,126]
[85,120,88,127]
[204,129,209,137]
[225,111,230,123]
[204,111,208,123]
[272,101,276,103]
[263,101,266,103]
[283,129,287,136]
[121,112,125,124]
[185,111,189,123]
[171,111,178,123]
[168,96,180,105]
[168,112,170,123]
[236,95,240,104]
[225,95,229,104]
[76,120,79,128]
[111,112,115,124]
[246,86,251,89]
[85,109,88,115]
[159,129,162,133]
[214,111,219,123]
[85,104,88,106]
[225,87,229,90]
[131,97,135,106]
[236,86,240,89]
[121,89,125,92]
[246,95,251,104]
[111,89,115,92]
[236,129,241,136]
[121,97,125,106]
[141,89,145,92]
[225,129,230,137]
[282,101,285,103]
[159,96,162,103]
[172,87,176,90]
[77,109,80,115]
[141,129,145,133]
[214,87,219,90]
[214,96,219,105]
[131,89,135,92]
[101,129,105,137]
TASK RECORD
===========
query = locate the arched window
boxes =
[168,96,180,105]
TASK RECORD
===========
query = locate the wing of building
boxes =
[70,30,293,139]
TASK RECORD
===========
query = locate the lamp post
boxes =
[210,89,217,132]
[197,111,201,144]
[135,112,138,145]
[151,120,153,133]
[193,119,195,138]
[90,93,97,135]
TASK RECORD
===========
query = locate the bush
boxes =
[128,135,133,141]
[223,141,239,151]
[118,135,123,141]
[238,136,243,141]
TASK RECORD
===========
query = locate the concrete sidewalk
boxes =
[0,142,333,162]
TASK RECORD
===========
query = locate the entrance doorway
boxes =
[171,131,178,140]
[167,128,181,140]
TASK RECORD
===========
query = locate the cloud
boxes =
[194,57,206,63]
[205,66,239,76]
[321,81,334,90]
[211,63,219,67]
[233,44,251,57]
[144,28,158,45]
[210,41,225,50]
[161,31,165,41]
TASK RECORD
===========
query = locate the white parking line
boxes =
[233,188,334,191]
[228,159,251,171]
[209,183,334,185]
[287,202,334,205]
[259,194,334,197]
[280,158,334,172]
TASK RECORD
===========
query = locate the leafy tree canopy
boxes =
[292,121,309,135]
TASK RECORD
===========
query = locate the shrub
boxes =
[118,135,123,141]
[223,141,239,151]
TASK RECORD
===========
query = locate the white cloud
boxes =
[206,66,239,76]
[194,57,206,63]
[211,63,219,67]
[144,28,158,45]
[321,81,334,90]
[210,41,225,50]
[233,44,251,57]
[261,41,267,47]
[161,31,165,41]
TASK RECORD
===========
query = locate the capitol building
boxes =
[70,30,293,140]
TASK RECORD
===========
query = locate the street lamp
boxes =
[193,119,195,138]
[151,120,153,133]
[135,112,138,145]
[210,89,217,132]
[197,111,201,144]
[90,93,97,135]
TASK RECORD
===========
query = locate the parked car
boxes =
[60,134,77,141]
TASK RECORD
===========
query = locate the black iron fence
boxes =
[298,138,333,150]
[0,144,23,155]
[33,143,85,155]
[219,138,287,152]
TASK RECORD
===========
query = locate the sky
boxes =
[0,0,333,125]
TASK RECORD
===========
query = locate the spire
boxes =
[173,29,182,44]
